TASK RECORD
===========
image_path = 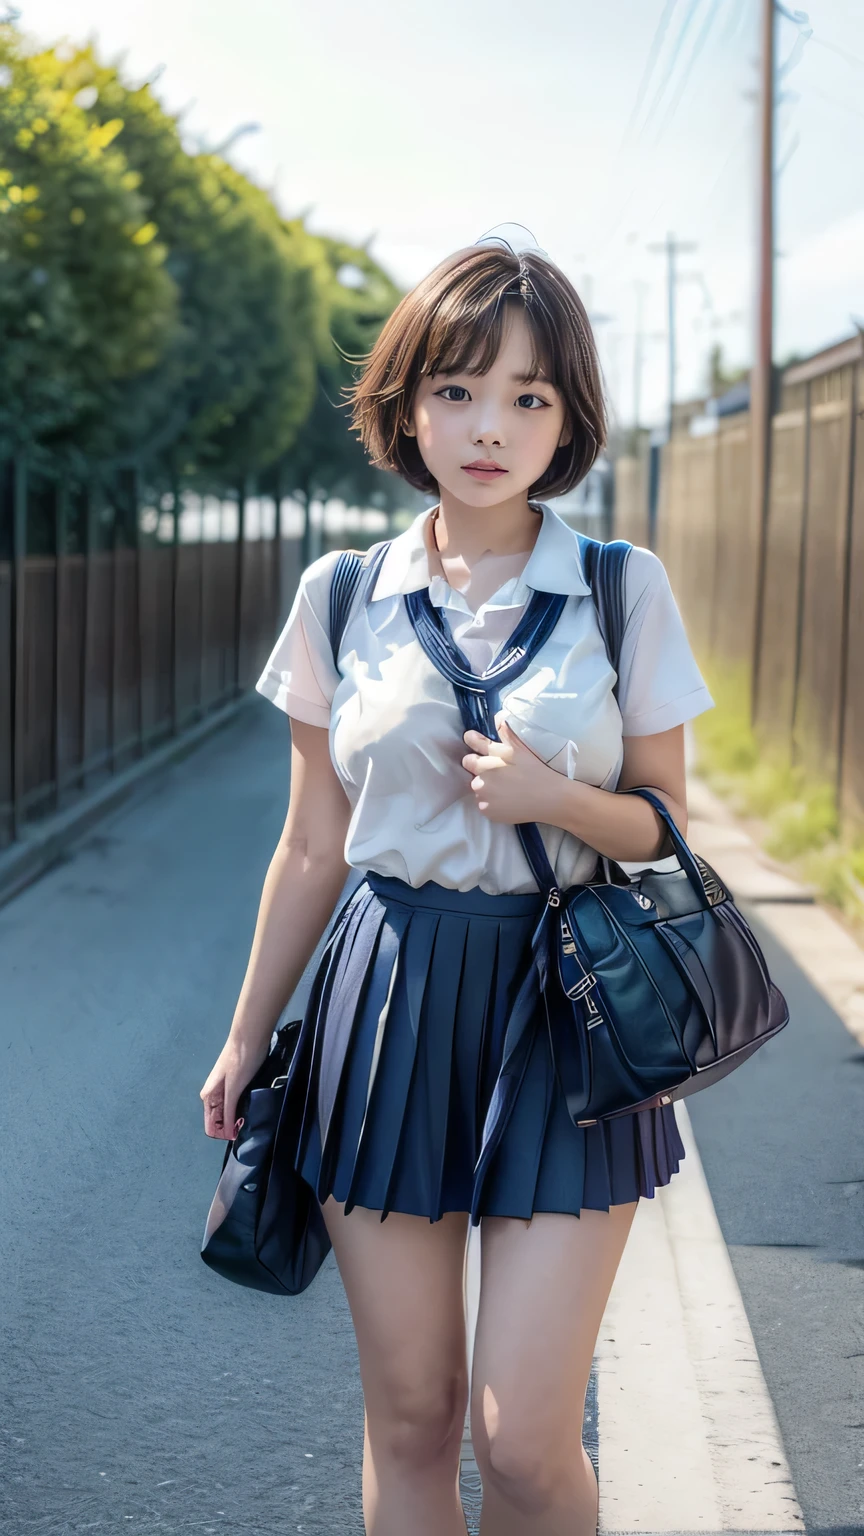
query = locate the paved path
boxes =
[1,703,862,1534]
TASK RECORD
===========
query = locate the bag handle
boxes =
[619,786,711,908]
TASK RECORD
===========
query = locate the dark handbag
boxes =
[402,531,790,1128]
[199,544,389,1293]
[199,1016,331,1293]
[519,784,789,1123]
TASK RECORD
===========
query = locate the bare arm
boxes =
[200,718,351,1139]
[461,722,688,864]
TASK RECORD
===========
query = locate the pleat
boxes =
[403,913,468,1222]
[530,1003,587,1214]
[316,901,390,1199]
[339,908,438,1219]
[333,904,409,1210]
[471,948,545,1221]
[378,910,442,1219]
[646,1107,670,1190]
[590,1117,639,1208]
[294,891,370,1178]
[317,889,383,1154]
[481,997,557,1218]
[453,919,502,1171]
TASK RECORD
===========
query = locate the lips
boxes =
[462,461,507,478]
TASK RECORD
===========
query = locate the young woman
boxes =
[200,243,713,1536]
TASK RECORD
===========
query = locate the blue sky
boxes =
[16,0,864,429]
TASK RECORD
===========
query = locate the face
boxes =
[403,305,572,507]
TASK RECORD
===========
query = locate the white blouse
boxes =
[255,503,713,895]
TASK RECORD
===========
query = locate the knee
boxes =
[372,1373,468,1472]
[477,1422,575,1516]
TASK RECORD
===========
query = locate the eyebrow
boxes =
[436,367,551,384]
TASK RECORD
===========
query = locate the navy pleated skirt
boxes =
[293,872,685,1224]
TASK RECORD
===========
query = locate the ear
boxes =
[557,416,573,449]
[402,417,416,438]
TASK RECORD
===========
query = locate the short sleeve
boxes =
[615,547,714,736]
[255,550,342,726]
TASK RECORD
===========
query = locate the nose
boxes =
[471,409,505,448]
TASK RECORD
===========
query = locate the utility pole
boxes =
[750,0,776,722]
[648,233,697,441]
[632,280,648,433]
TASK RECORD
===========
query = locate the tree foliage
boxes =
[0,24,178,464]
[279,234,407,516]
[0,25,403,496]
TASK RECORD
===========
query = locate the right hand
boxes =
[200,1033,271,1141]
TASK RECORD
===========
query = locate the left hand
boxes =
[461,718,562,825]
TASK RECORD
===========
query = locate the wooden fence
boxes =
[0,460,311,849]
[613,333,864,831]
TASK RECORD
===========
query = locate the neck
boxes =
[432,487,542,562]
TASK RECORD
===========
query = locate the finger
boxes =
[499,717,543,762]
[463,752,505,775]
[498,718,523,748]
[463,729,492,754]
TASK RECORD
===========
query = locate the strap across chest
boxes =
[403,585,568,737]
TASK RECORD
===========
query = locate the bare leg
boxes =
[320,1197,471,1536]
[471,1202,638,1536]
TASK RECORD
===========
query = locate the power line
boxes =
[653,0,725,144]
[811,33,864,72]
[720,0,749,48]
[636,0,707,142]
[775,129,800,178]
[621,0,681,144]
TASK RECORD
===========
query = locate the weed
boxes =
[693,662,864,931]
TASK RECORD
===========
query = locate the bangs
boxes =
[423,288,556,385]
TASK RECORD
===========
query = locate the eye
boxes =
[435,385,471,402]
[516,393,549,410]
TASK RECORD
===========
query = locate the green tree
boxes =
[279,234,408,553]
[0,24,178,466]
[49,43,323,484]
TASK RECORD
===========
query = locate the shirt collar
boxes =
[370,501,591,601]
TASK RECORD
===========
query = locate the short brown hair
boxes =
[344,245,607,499]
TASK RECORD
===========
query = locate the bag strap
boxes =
[328,540,391,666]
[513,535,633,897]
[515,542,709,911]
[575,534,632,696]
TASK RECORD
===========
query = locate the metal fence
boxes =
[613,333,864,831]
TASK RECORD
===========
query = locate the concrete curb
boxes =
[0,693,255,912]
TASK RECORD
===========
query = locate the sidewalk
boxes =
[687,775,864,1050]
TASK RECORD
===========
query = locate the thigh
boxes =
[471,1204,638,1451]
[320,1197,471,1421]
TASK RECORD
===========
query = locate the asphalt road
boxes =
[1,699,862,1535]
